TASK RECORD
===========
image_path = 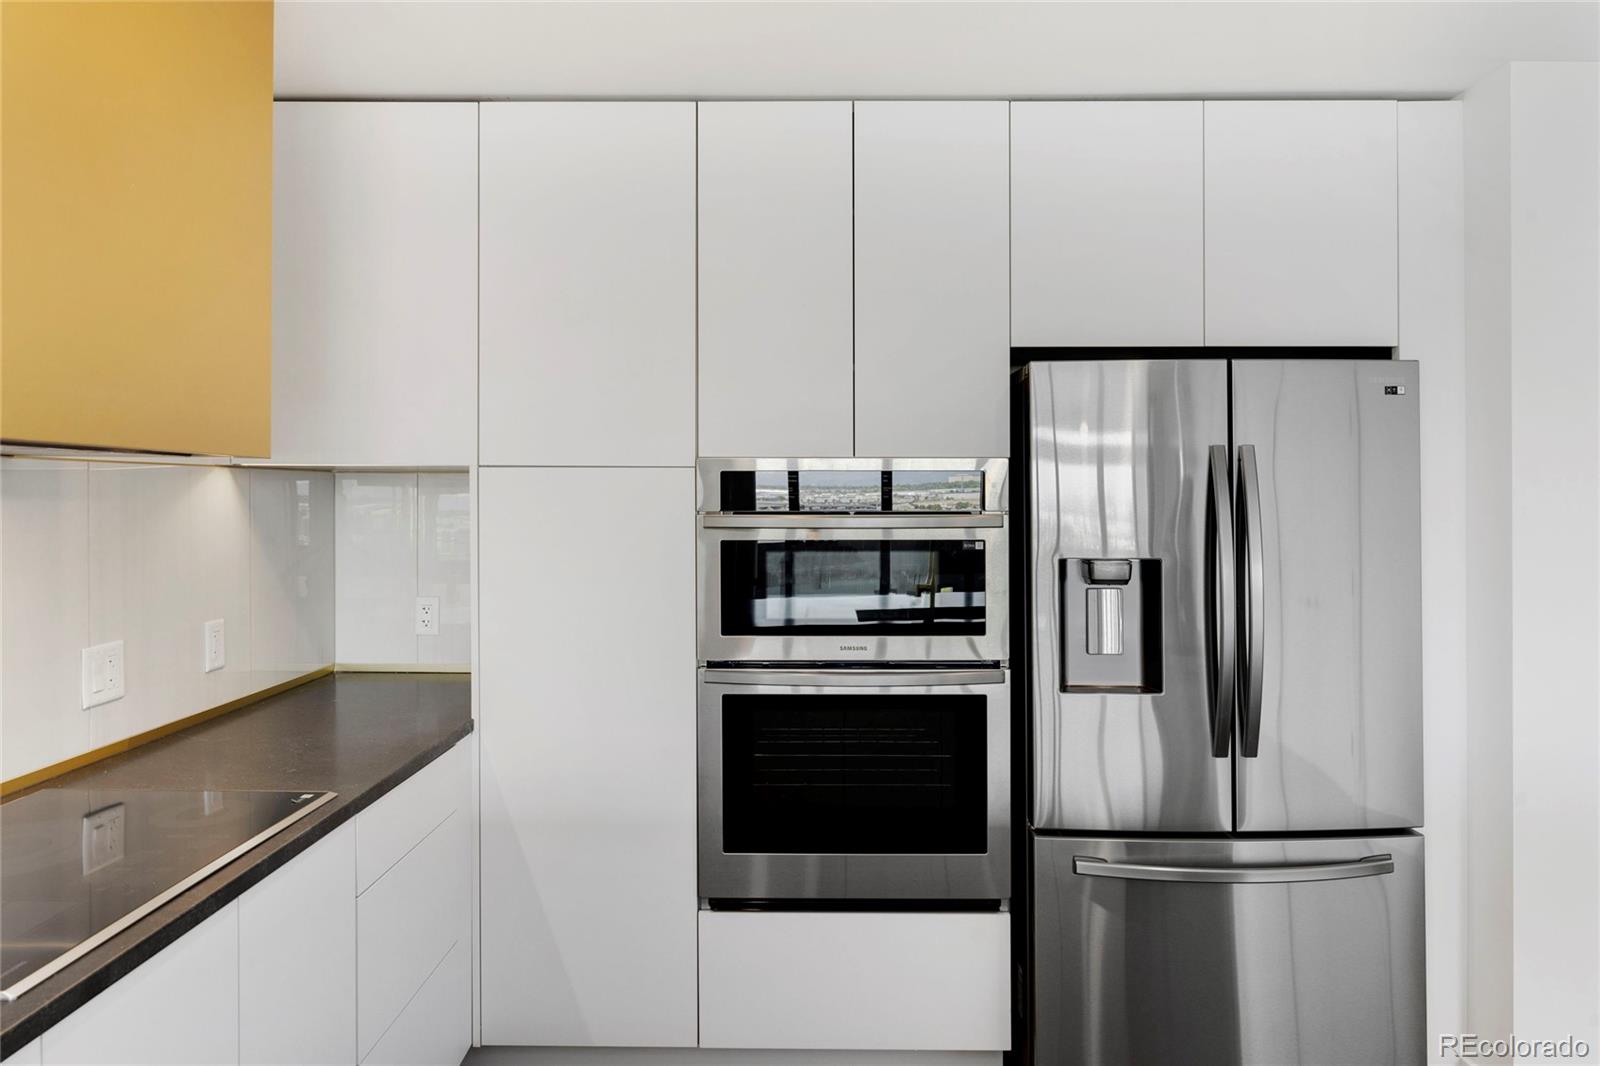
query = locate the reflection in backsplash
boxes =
[0,459,335,782]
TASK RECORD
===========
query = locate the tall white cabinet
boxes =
[272,102,478,466]
[479,103,696,466]
[1204,100,1399,346]
[478,466,697,1047]
[1011,101,1205,347]
[853,102,1010,458]
[697,102,855,458]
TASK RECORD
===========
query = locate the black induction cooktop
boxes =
[0,787,333,1000]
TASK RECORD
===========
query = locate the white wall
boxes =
[334,471,471,667]
[1504,62,1600,1057]
[0,460,334,781]
[1461,60,1600,1058]
[274,1,1598,100]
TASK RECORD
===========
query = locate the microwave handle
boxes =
[701,513,1002,529]
[702,668,1006,688]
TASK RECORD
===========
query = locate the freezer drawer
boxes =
[1032,833,1424,1066]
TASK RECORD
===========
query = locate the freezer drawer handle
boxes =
[1072,853,1395,884]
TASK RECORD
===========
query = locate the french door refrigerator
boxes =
[1022,359,1424,1066]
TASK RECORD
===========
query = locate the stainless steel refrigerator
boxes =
[1021,359,1425,1066]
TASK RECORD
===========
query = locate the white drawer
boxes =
[357,810,469,1060]
[698,911,1011,1051]
[362,940,471,1066]
[356,739,468,894]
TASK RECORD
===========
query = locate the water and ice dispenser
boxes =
[1060,558,1162,693]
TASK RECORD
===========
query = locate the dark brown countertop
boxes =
[0,672,473,1056]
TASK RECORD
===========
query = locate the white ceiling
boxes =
[275,1,1599,101]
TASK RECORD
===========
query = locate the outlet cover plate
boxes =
[415,596,440,636]
[82,803,126,875]
[81,640,125,709]
[203,619,226,673]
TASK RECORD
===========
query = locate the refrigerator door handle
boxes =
[1206,445,1236,757]
[1072,853,1395,884]
[1236,443,1266,757]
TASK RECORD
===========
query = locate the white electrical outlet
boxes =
[82,803,126,875]
[203,619,226,673]
[415,596,440,636]
[81,640,125,709]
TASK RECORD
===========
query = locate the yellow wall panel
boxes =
[2,1,272,456]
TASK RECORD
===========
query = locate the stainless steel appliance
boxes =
[696,458,1011,905]
[1021,359,1424,1064]
[698,667,1010,901]
[697,458,1008,664]
[1,787,334,1000]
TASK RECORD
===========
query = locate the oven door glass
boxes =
[719,540,986,637]
[721,693,987,854]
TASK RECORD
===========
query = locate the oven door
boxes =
[698,667,1010,902]
[698,517,1008,663]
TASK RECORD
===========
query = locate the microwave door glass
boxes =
[720,540,986,636]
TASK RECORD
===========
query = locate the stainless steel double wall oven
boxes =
[696,459,1011,904]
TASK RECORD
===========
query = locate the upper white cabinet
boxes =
[854,102,1010,458]
[480,103,696,466]
[698,102,854,458]
[273,103,477,466]
[479,466,696,1047]
[1011,102,1204,348]
[1204,101,1399,347]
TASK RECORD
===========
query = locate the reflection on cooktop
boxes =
[0,787,332,1000]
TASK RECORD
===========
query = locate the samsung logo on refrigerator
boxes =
[839,644,870,652]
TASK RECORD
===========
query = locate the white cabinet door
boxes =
[480,103,696,466]
[356,739,468,894]
[239,821,357,1066]
[479,467,696,1047]
[1,1039,39,1065]
[699,911,1011,1051]
[698,102,854,458]
[1204,101,1399,347]
[854,102,1009,458]
[273,103,477,466]
[1011,102,1204,347]
[42,904,239,1065]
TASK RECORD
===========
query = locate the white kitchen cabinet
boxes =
[357,809,469,1060]
[480,103,696,466]
[698,102,854,458]
[361,941,471,1066]
[1011,102,1204,347]
[479,467,696,1047]
[273,103,477,466]
[42,904,239,1065]
[699,911,1011,1051]
[1204,101,1399,347]
[854,102,1010,458]
[356,737,468,893]
[239,821,357,1066]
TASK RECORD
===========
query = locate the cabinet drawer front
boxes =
[698,912,1010,1051]
[357,739,467,894]
[361,940,471,1066]
[357,811,469,1059]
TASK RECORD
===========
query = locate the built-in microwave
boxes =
[696,459,1009,664]
[698,667,1011,902]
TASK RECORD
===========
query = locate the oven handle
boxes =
[702,668,1006,687]
[701,513,1003,529]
